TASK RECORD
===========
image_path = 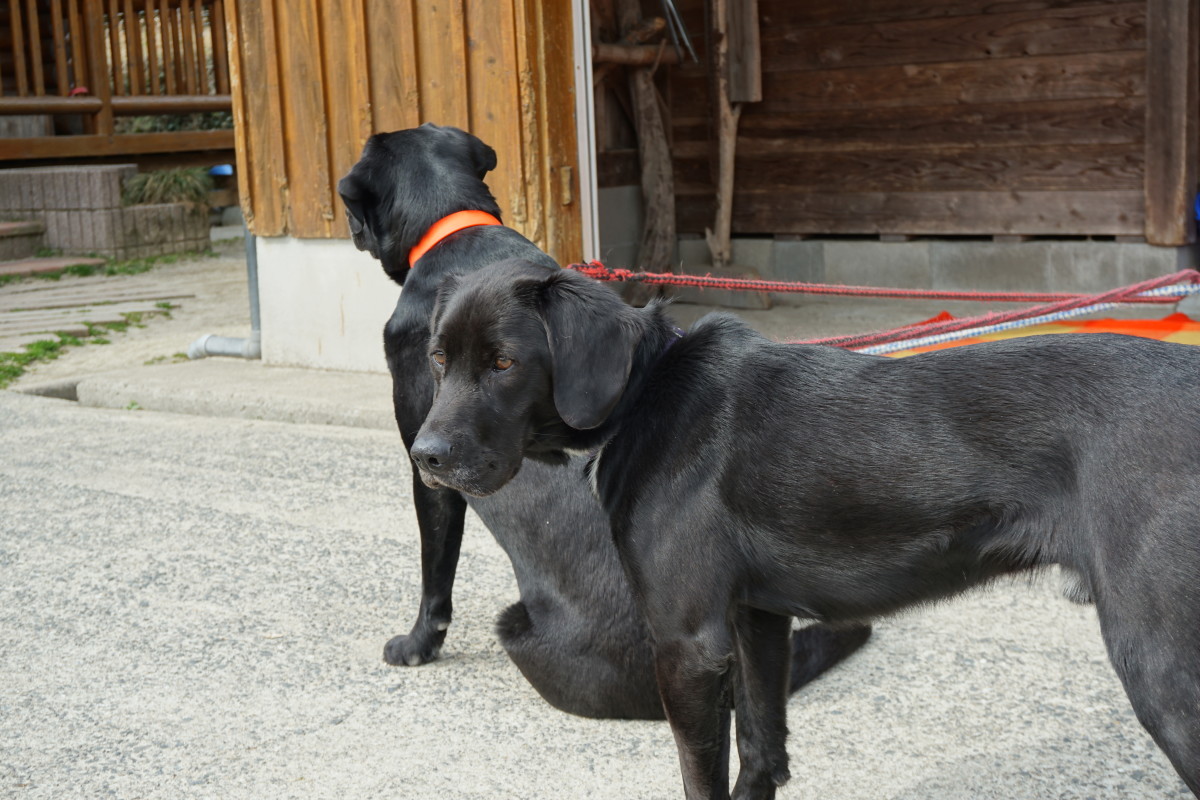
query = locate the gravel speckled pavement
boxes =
[1,246,1193,798]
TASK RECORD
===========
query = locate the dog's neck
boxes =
[408,210,503,268]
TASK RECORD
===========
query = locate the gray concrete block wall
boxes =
[673,235,1200,302]
[0,165,208,260]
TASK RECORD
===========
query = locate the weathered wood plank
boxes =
[1143,0,1198,245]
[106,0,124,94]
[125,0,146,94]
[465,0,524,227]
[159,0,176,95]
[321,0,372,238]
[10,0,29,96]
[676,190,1145,236]
[50,0,70,95]
[364,0,419,133]
[191,0,206,92]
[674,97,1146,153]
[69,0,86,89]
[415,0,469,126]
[24,0,45,95]
[178,0,197,93]
[759,3,1145,71]
[534,0,584,263]
[210,0,229,93]
[225,0,286,235]
[674,142,1144,193]
[755,0,1129,29]
[512,0,546,247]
[84,0,115,133]
[274,0,334,237]
[0,130,234,159]
[728,0,761,103]
[672,51,1147,113]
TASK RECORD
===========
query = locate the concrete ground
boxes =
[1,244,1193,799]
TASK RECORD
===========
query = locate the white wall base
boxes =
[256,237,399,373]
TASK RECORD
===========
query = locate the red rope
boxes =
[801,269,1200,349]
[566,261,1185,305]
[567,261,1200,351]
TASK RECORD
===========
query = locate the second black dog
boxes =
[337,124,869,719]
[413,258,1200,798]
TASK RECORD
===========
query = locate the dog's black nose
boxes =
[411,434,454,473]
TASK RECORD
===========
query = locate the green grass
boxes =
[0,309,173,389]
[122,167,214,206]
[0,250,209,387]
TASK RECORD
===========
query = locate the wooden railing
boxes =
[0,0,234,162]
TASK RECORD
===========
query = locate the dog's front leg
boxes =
[383,474,467,666]
[653,628,736,800]
[731,607,792,800]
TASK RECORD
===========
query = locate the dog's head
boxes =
[409,259,643,497]
[337,123,500,285]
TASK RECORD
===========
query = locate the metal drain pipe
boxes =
[188,227,262,360]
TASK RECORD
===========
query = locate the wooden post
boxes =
[616,0,676,281]
[704,0,748,268]
[83,0,115,134]
[1144,0,1198,246]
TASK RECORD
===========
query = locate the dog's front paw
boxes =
[383,631,444,666]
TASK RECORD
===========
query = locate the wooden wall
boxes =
[222,0,583,263]
[669,0,1198,245]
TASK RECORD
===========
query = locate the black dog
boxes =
[413,257,1200,798]
[336,124,869,719]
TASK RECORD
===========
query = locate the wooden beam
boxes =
[1144,0,1199,245]
[0,129,235,160]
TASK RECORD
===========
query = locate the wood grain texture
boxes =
[674,98,1146,153]
[674,51,1146,113]
[364,0,419,133]
[321,0,372,238]
[675,143,1144,193]
[677,190,1145,236]
[1143,0,1198,245]
[759,3,1145,72]
[756,0,1129,29]
[275,0,334,236]
[223,0,582,253]
[416,0,469,126]
[226,0,287,234]
[465,0,524,228]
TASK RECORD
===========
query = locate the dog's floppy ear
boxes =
[336,174,370,237]
[536,271,642,430]
[469,137,497,179]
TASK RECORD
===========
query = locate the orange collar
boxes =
[408,210,503,268]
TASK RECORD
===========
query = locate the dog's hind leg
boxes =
[1100,605,1200,795]
[496,600,666,719]
[731,607,793,800]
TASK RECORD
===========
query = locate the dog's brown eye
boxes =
[431,351,446,367]
[493,356,514,371]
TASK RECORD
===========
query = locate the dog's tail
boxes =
[789,623,872,694]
